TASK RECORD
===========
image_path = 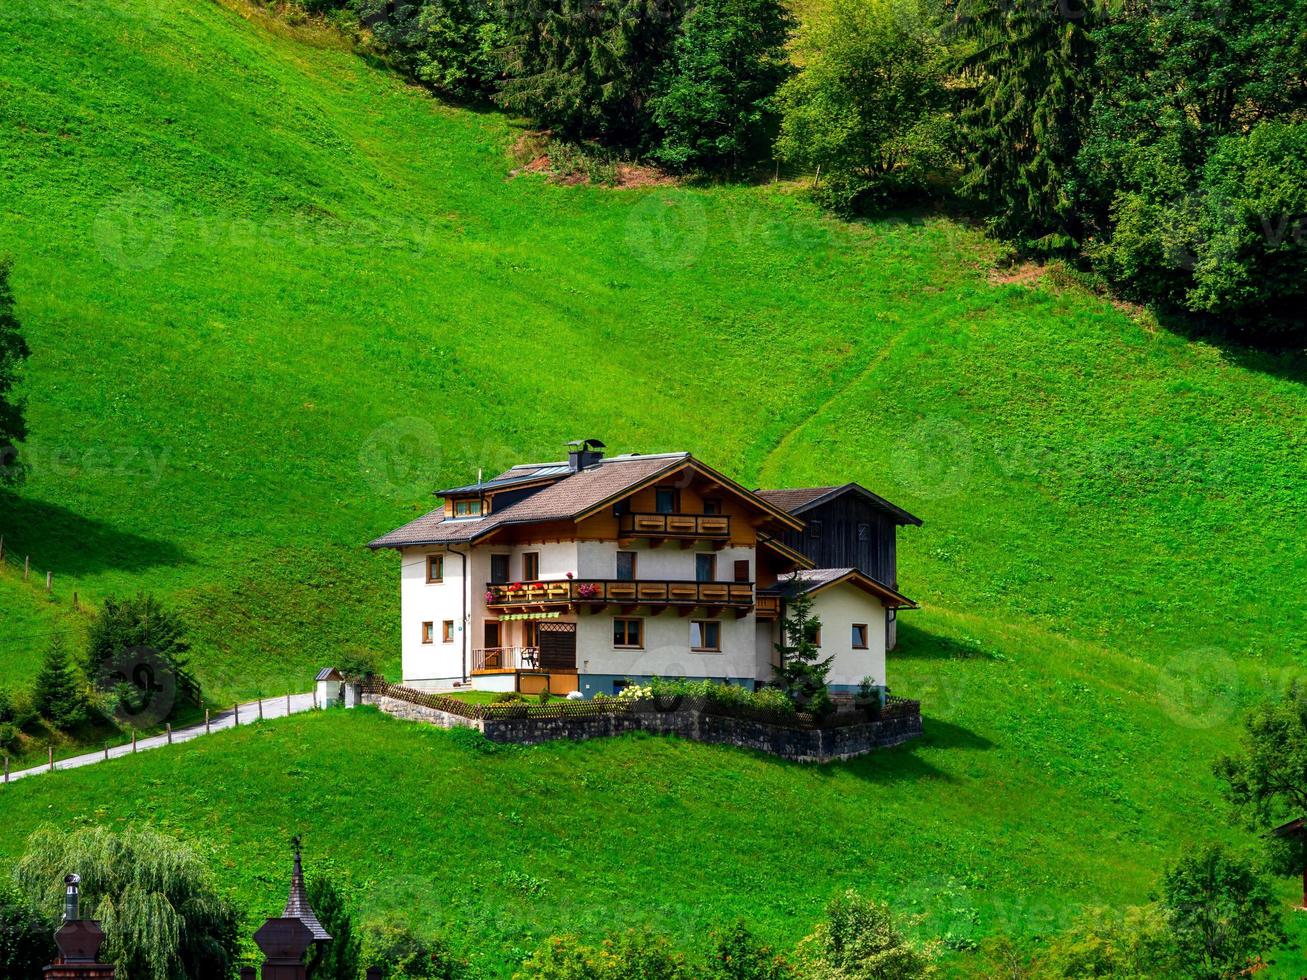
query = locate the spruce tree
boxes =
[955,0,1095,250]
[0,256,29,484]
[773,590,834,716]
[32,634,86,730]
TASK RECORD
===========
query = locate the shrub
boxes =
[1159,843,1284,980]
[491,692,525,704]
[1036,904,1178,979]
[707,920,793,979]
[795,889,936,979]
[514,930,695,979]
[31,633,88,730]
[362,922,465,978]
[337,645,383,679]
[0,721,20,753]
[352,0,505,101]
[85,594,192,716]
[0,882,55,978]
[15,824,241,980]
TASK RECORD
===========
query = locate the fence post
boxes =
[286,692,291,716]
[0,534,4,560]
[24,555,29,580]
[103,742,109,761]
[258,698,263,722]
[205,709,210,735]
[132,730,137,753]
[234,703,239,726]
[166,723,172,745]
[3,756,8,782]
[48,746,54,772]
[45,570,52,593]
[73,591,79,610]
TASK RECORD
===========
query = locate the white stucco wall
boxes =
[576,540,754,582]
[575,609,758,692]
[400,546,470,686]
[807,583,888,690]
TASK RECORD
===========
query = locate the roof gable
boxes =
[757,483,922,526]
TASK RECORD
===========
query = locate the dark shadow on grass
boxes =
[0,492,191,576]
[892,621,999,663]
[1154,308,1306,385]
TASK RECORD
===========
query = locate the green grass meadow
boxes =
[0,0,1304,972]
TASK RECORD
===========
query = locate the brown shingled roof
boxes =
[761,568,917,608]
[368,454,689,549]
[755,487,840,512]
[757,483,922,526]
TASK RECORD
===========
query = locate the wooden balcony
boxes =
[755,594,781,619]
[618,512,730,546]
[485,579,756,614]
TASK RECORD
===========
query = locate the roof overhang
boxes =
[758,533,816,569]
[771,569,918,609]
[775,482,922,526]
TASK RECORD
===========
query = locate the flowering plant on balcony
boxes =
[576,582,601,599]
[484,590,496,604]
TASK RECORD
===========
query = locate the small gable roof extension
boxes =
[762,568,918,609]
[369,453,803,550]
[756,483,922,527]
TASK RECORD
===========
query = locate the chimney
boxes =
[43,874,115,980]
[567,438,606,472]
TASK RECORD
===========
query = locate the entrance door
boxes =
[484,621,502,668]
[537,622,577,670]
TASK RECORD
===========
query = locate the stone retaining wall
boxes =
[362,691,921,763]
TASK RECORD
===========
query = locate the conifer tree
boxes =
[773,590,834,716]
[32,633,86,730]
[306,874,361,980]
[0,256,29,484]
[954,0,1095,250]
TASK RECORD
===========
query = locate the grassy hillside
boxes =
[0,701,1302,977]
[0,0,1304,972]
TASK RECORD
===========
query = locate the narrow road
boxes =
[3,692,317,784]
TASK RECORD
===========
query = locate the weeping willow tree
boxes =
[15,825,240,980]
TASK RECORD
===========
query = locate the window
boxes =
[808,519,823,539]
[426,555,444,583]
[523,552,540,581]
[696,554,716,582]
[612,679,630,695]
[616,551,638,581]
[442,620,455,643]
[852,623,869,649]
[812,627,822,647]
[525,620,539,648]
[703,499,722,515]
[421,621,434,644]
[490,554,510,584]
[655,488,679,514]
[453,498,483,517]
[734,559,750,583]
[690,620,721,651]
[857,522,871,542]
[613,618,643,648]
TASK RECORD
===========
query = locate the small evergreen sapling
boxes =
[32,634,87,730]
[773,591,834,716]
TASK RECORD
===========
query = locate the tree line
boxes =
[288,0,1304,345]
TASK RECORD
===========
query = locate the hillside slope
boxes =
[0,0,1305,972]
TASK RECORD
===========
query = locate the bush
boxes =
[85,594,192,716]
[306,873,360,980]
[491,692,525,704]
[515,930,695,979]
[337,645,383,679]
[1159,843,1284,980]
[0,882,55,978]
[1036,904,1178,979]
[352,0,505,101]
[362,923,465,978]
[0,721,20,753]
[707,921,793,979]
[795,889,936,979]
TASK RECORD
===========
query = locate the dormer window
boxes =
[454,498,483,517]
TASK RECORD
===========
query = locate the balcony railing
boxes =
[472,646,541,672]
[485,579,755,610]
[619,512,731,541]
